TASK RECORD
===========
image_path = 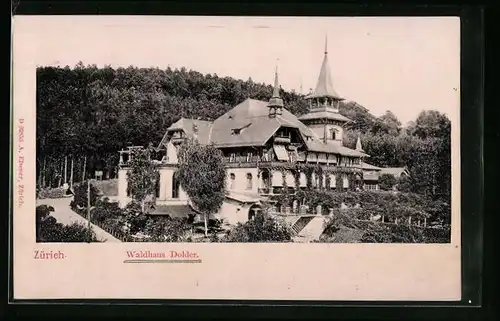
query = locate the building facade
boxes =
[117,38,385,225]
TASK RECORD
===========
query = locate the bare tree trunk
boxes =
[42,157,46,188]
[64,155,68,184]
[70,156,74,189]
[82,156,87,182]
[37,158,42,187]
[204,213,208,237]
[58,158,63,187]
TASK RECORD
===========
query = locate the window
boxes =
[330,128,336,140]
[330,174,336,188]
[172,176,180,198]
[155,178,160,198]
[230,173,236,189]
[246,153,253,162]
[231,128,241,135]
[126,174,131,197]
[343,176,349,189]
[246,173,253,190]
[229,153,236,162]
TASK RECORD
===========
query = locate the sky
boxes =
[16,16,460,124]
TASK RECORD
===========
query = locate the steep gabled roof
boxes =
[158,118,213,147]
[158,98,367,157]
[209,98,318,148]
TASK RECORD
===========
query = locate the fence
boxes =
[71,207,141,242]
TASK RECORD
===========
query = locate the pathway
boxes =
[36,197,121,243]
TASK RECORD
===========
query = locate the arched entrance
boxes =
[259,169,271,194]
[248,203,262,221]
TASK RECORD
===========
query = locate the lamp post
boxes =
[87,177,93,242]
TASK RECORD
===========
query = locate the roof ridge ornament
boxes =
[325,32,328,55]
[268,61,284,117]
[305,33,343,101]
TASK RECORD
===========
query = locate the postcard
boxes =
[12,15,461,301]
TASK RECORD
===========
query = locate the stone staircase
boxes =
[296,216,327,241]
[291,216,315,235]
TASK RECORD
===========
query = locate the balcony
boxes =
[363,172,379,181]
[170,137,186,145]
[274,136,291,144]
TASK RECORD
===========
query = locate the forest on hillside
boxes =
[36,63,451,200]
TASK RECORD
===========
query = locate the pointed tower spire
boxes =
[324,32,328,55]
[268,62,284,117]
[305,33,343,105]
[356,135,364,152]
[272,65,280,98]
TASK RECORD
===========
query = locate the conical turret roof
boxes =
[268,65,284,108]
[307,35,343,100]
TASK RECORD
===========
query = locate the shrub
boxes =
[397,174,412,192]
[37,217,99,243]
[92,179,119,196]
[37,187,67,199]
[223,212,293,242]
[322,210,451,243]
[59,222,100,242]
[144,216,192,242]
[91,198,123,224]
[123,201,148,234]
[378,174,397,191]
[70,180,99,210]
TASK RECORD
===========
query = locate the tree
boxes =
[36,204,54,240]
[177,139,226,237]
[378,174,397,191]
[70,180,99,210]
[126,147,160,213]
[378,110,402,135]
[396,174,412,192]
[224,211,293,242]
[412,110,451,139]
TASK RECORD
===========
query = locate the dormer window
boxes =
[172,131,183,139]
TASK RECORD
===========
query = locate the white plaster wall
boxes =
[307,123,344,145]
[158,167,189,201]
[217,200,251,225]
[117,168,132,208]
[226,167,259,194]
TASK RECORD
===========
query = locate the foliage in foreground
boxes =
[36,205,99,243]
[321,209,450,243]
[144,216,193,242]
[223,212,293,243]
[272,189,450,225]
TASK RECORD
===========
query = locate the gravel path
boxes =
[36,197,121,243]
